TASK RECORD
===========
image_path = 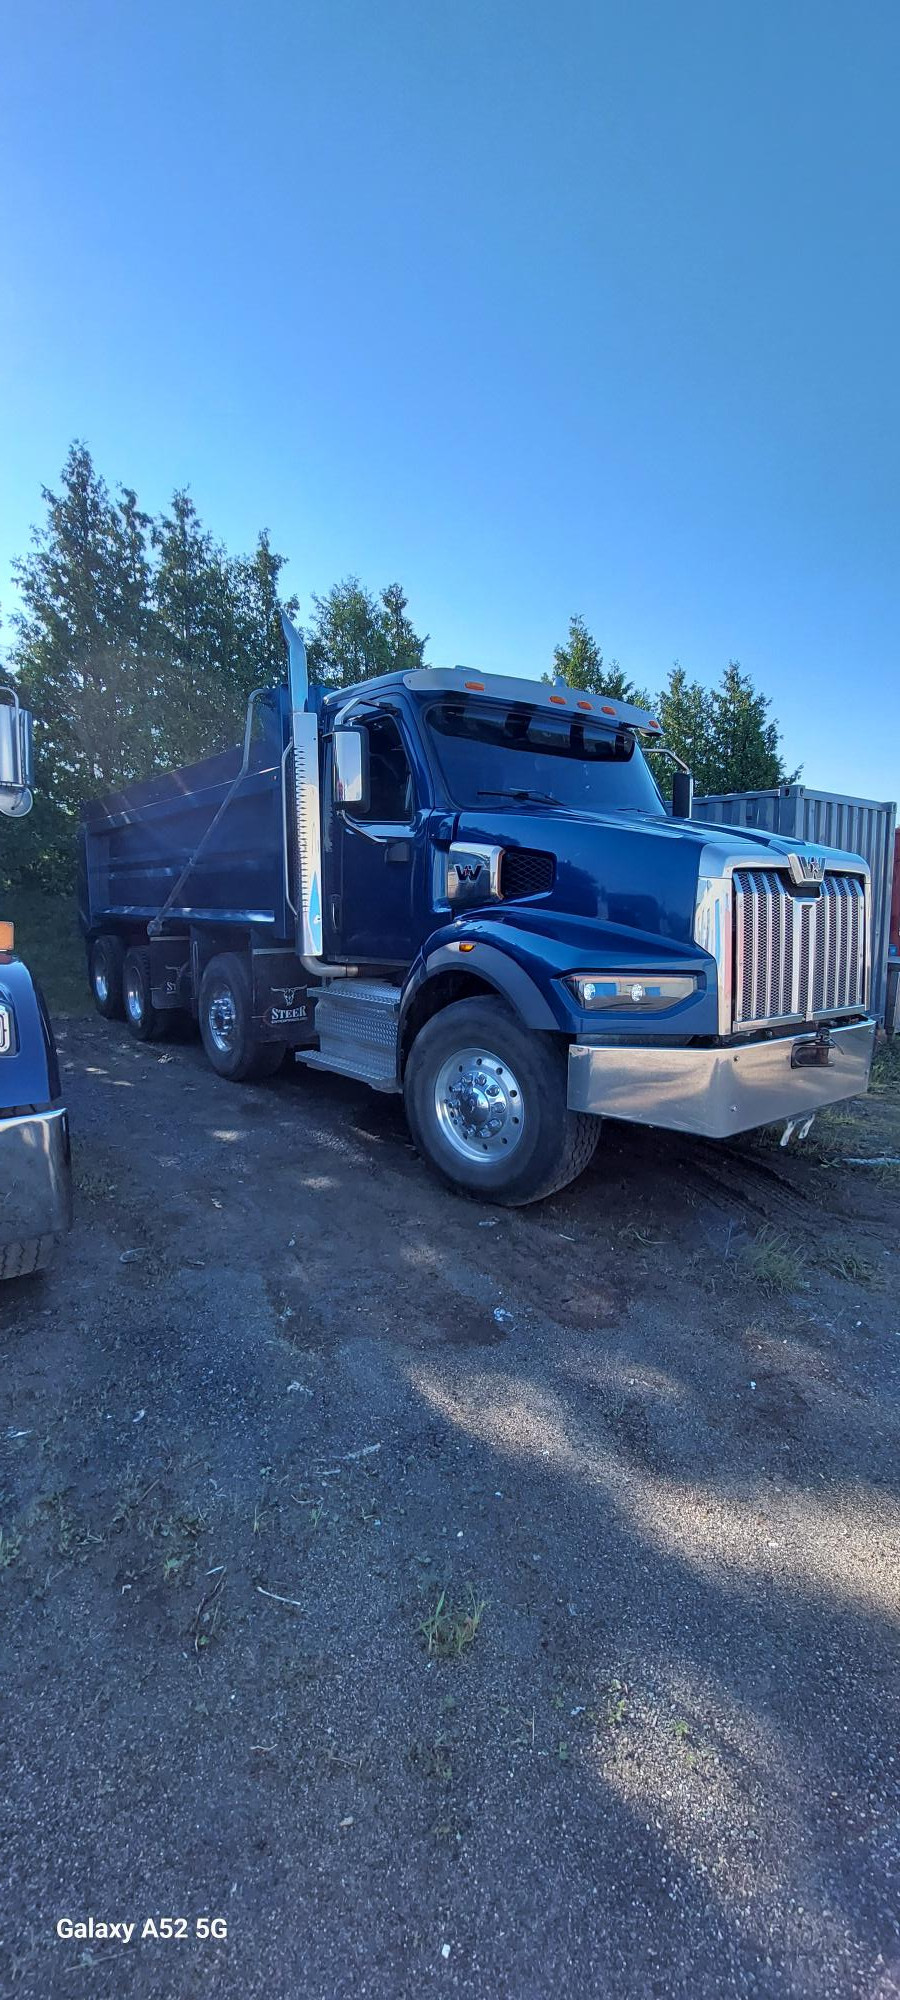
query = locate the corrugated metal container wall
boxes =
[692,784,897,1022]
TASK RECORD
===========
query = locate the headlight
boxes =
[566,973,697,1012]
[0,1000,13,1054]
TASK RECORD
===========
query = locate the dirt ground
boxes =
[1,1001,898,2000]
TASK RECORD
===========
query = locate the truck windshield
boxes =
[423,698,665,814]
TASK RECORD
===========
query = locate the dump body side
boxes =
[79,688,293,943]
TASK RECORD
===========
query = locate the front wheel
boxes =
[403,998,599,1206]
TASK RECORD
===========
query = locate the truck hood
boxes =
[452,804,866,950]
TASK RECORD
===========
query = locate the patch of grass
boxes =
[602,1678,630,1727]
[417,1586,485,1661]
[39,1492,99,1560]
[0,1527,23,1569]
[408,1736,453,1783]
[162,1553,191,1585]
[738,1226,807,1295]
[823,1241,877,1286]
[870,1037,900,1098]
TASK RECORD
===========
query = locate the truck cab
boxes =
[0,689,72,1278]
[79,627,877,1206]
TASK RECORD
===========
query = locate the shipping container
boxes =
[693,785,897,1022]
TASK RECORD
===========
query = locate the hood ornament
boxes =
[787,851,826,887]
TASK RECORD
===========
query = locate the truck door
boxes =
[325,707,430,967]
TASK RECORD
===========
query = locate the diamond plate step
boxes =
[296,981,402,1093]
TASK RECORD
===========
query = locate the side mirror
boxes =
[671,768,693,819]
[0,688,34,818]
[333,727,370,811]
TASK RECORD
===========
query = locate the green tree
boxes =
[233,530,300,687]
[655,659,794,797]
[152,492,246,764]
[546,614,651,706]
[708,661,791,794]
[374,582,428,676]
[306,576,428,689]
[655,663,720,794]
[7,443,159,887]
[4,446,302,892]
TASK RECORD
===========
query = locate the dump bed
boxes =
[79,687,293,941]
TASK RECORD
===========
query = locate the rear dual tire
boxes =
[123,947,165,1042]
[198,953,286,1081]
[89,934,126,1020]
[403,997,599,1206]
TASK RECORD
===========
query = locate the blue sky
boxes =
[1,0,897,802]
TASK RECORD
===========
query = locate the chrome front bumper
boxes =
[0,1105,72,1249]
[566,1019,877,1139]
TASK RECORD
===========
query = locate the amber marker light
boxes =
[0,921,14,952]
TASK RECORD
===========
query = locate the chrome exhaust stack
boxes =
[281,614,355,978]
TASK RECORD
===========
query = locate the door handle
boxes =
[385,841,411,865]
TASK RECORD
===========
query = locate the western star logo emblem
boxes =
[454,862,482,882]
[787,851,826,887]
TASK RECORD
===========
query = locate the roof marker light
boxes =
[549,694,566,705]
[601,703,616,715]
[464,680,485,691]
[576,700,592,711]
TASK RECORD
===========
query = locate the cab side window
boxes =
[359,712,415,821]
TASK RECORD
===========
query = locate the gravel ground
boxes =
[1,1016,898,2000]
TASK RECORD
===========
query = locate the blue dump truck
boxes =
[79,619,876,1206]
[1,689,72,1277]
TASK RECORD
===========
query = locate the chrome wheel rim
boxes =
[124,971,143,1025]
[434,1046,526,1164]
[207,982,237,1054]
[93,960,109,1004]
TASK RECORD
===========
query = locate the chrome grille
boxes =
[733,869,867,1029]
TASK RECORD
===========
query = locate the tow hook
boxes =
[791,1026,833,1070]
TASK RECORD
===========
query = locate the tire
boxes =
[88,934,125,1019]
[0,1234,56,1281]
[198,952,287,1081]
[122,946,163,1042]
[403,997,599,1206]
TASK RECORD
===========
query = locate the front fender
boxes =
[401,921,564,1035]
[401,912,719,1042]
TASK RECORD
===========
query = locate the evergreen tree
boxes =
[306,576,428,688]
[655,663,720,795]
[374,582,428,675]
[11,442,157,805]
[655,659,793,796]
[546,614,651,706]
[152,492,246,764]
[4,445,302,890]
[233,531,299,687]
[709,661,790,793]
